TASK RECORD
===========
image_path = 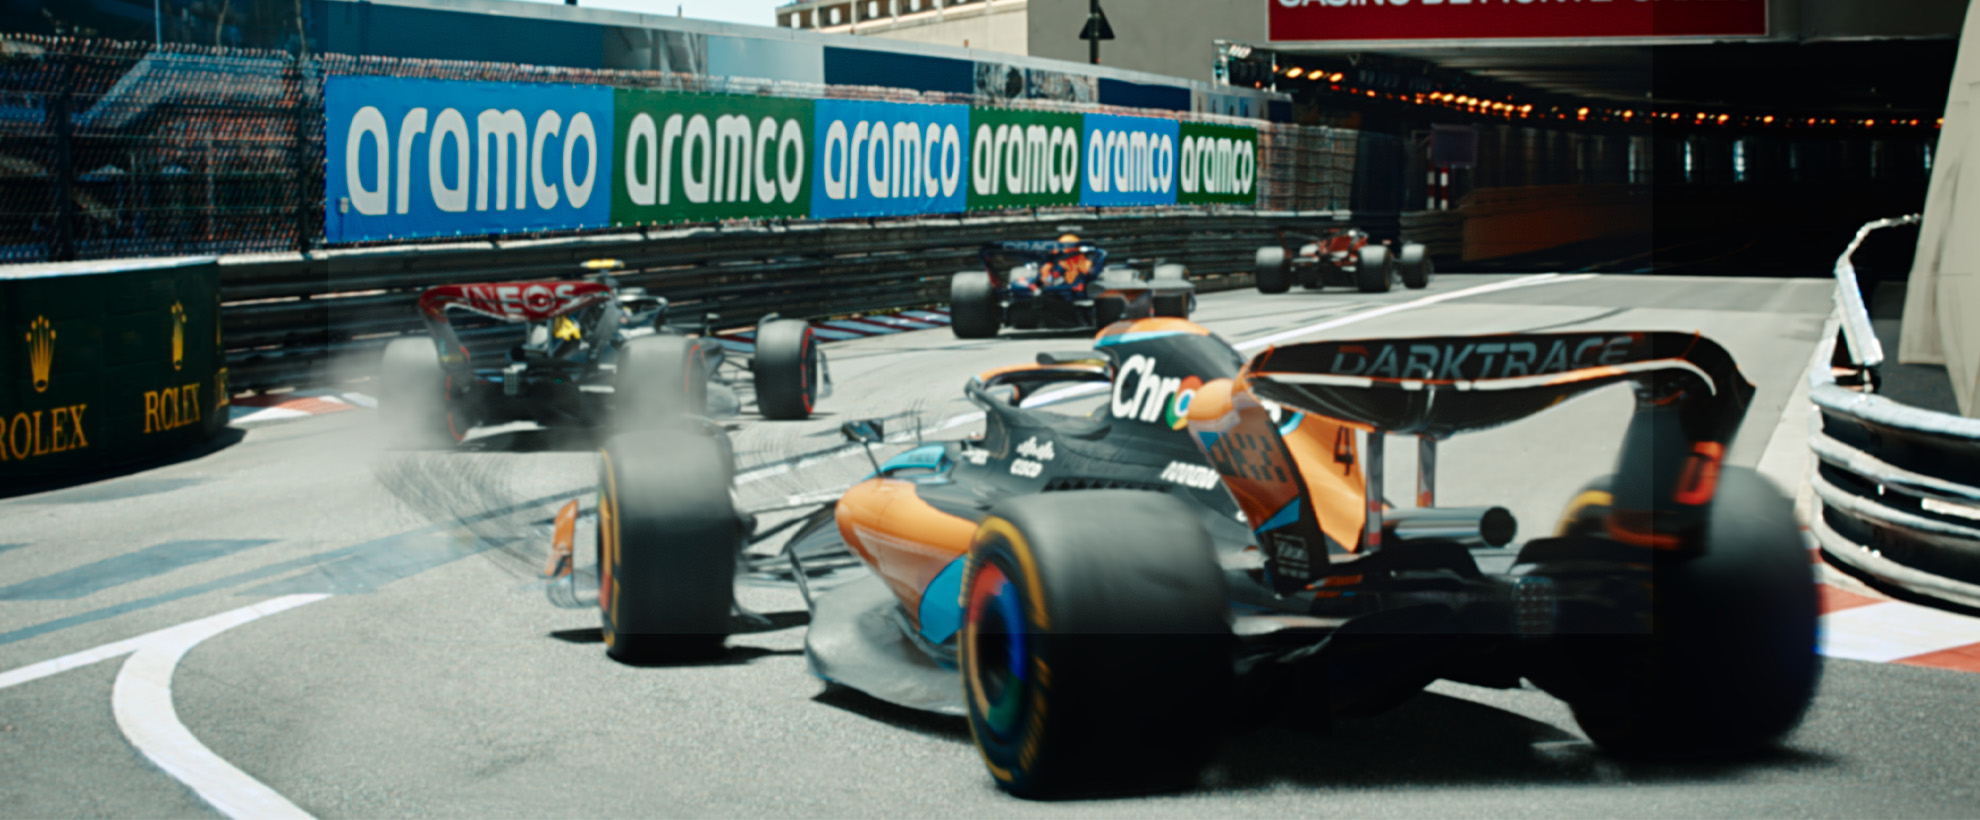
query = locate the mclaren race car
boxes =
[575,291,1817,799]
[378,260,826,446]
[948,236,1195,338]
[1255,225,1432,294]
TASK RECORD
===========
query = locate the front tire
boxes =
[614,335,709,431]
[1356,245,1393,293]
[961,491,1233,798]
[597,429,740,663]
[752,319,820,420]
[1254,247,1290,294]
[1534,468,1819,758]
[950,272,1001,339]
[1399,243,1432,290]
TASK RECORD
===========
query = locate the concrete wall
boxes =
[1027,0,1264,84]
[1900,0,1980,417]
[832,2,1030,54]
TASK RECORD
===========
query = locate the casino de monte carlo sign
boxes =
[1268,0,1769,43]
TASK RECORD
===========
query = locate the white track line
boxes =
[1,594,327,820]
[1234,273,1597,352]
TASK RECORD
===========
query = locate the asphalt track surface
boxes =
[5,273,1980,818]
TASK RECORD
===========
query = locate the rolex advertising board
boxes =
[967,108,1084,211]
[0,259,225,488]
[612,90,814,225]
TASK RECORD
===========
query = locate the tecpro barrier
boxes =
[1809,214,1980,611]
[0,258,226,488]
[323,75,1260,242]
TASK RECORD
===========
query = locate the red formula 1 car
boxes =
[1255,226,1433,294]
[378,261,826,446]
[578,288,1817,799]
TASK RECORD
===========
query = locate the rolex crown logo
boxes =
[170,302,186,372]
[27,316,54,393]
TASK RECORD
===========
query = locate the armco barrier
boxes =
[217,209,1341,391]
[1,257,227,489]
[1808,214,1980,611]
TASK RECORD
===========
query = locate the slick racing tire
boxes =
[1356,244,1393,293]
[378,336,462,448]
[597,429,740,663]
[1253,246,1291,294]
[1398,243,1433,290]
[951,272,1002,339]
[614,335,709,431]
[752,319,820,420]
[1094,296,1127,328]
[1534,468,1819,758]
[961,491,1233,799]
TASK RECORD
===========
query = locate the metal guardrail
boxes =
[1808,213,1980,611]
[218,209,1345,391]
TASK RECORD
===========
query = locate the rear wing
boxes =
[979,241,1109,276]
[1245,331,1753,443]
[1242,331,1757,551]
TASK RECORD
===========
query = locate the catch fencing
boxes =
[1,34,1359,263]
[1808,214,1980,611]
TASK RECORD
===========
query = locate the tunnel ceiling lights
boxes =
[1309,78,1943,133]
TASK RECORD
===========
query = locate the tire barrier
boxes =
[217,208,1340,392]
[0,257,227,490]
[1808,214,1980,611]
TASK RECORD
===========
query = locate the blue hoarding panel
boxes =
[1080,114,1179,208]
[315,2,603,68]
[1097,78,1191,113]
[810,99,970,219]
[324,76,614,243]
[823,48,974,95]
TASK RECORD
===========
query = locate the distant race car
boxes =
[378,260,826,446]
[571,288,1817,799]
[948,235,1194,338]
[1255,226,1432,294]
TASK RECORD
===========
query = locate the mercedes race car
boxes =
[574,292,1818,798]
[378,261,826,446]
[949,236,1194,338]
[1255,226,1432,294]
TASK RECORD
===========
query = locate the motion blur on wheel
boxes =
[1254,224,1431,294]
[376,259,829,447]
[582,270,1816,798]
[950,234,1195,339]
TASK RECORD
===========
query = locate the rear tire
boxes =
[1356,245,1393,293]
[597,429,739,663]
[951,272,1001,339]
[1253,247,1290,294]
[1151,267,1193,319]
[1399,243,1432,290]
[614,335,709,431]
[1533,468,1819,758]
[378,336,461,448]
[752,319,819,420]
[961,491,1233,798]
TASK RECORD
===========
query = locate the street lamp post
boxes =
[1080,0,1115,65]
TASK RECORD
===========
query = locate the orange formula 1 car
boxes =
[1255,225,1432,294]
[577,292,1818,799]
